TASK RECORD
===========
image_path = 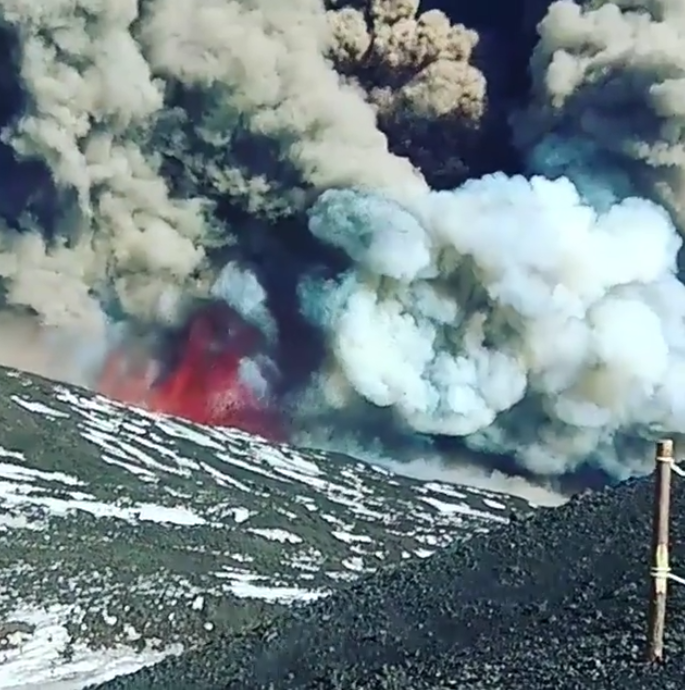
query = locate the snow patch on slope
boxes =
[0,369,535,689]
[0,605,180,690]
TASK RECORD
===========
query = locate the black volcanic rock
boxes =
[93,467,685,689]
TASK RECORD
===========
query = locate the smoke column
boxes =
[136,0,428,208]
[0,0,210,329]
[513,0,685,232]
[0,0,426,322]
[0,0,683,493]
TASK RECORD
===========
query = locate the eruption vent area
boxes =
[97,300,285,442]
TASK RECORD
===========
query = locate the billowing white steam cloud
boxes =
[302,173,685,478]
[211,260,278,343]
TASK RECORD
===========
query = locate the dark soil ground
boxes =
[93,464,685,689]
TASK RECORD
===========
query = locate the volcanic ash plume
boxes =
[0,310,109,386]
[514,0,685,233]
[0,0,425,437]
[137,0,427,215]
[300,173,685,480]
[2,0,685,490]
[0,0,425,332]
[0,0,209,329]
[326,0,490,187]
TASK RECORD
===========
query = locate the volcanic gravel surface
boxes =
[93,470,685,689]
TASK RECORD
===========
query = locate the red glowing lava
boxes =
[97,301,285,441]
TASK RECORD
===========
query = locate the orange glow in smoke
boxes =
[97,301,285,441]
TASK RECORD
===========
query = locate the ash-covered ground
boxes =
[92,463,685,690]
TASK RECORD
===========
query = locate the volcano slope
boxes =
[0,365,533,688]
[93,467,685,689]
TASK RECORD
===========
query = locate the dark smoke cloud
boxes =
[326,0,488,186]
[141,0,428,221]
[0,0,212,330]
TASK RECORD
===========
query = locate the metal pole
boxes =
[646,439,673,662]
